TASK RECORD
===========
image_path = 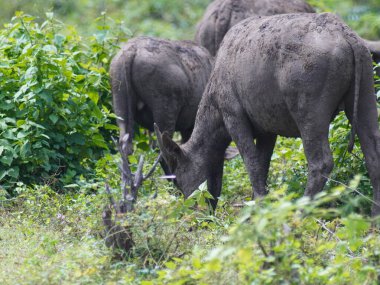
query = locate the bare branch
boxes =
[314,218,354,257]
[157,220,186,264]
[257,240,269,258]
[324,176,380,207]
[112,135,133,186]
[133,155,145,197]
[144,152,162,180]
[121,159,133,185]
[105,183,120,214]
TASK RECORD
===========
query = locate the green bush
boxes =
[152,186,380,285]
[0,12,128,192]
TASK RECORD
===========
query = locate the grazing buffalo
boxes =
[156,13,380,216]
[195,0,315,56]
[110,36,213,156]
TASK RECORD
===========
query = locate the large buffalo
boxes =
[110,37,213,156]
[156,13,380,216]
[195,0,315,56]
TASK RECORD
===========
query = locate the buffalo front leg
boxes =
[222,113,272,198]
[207,157,225,211]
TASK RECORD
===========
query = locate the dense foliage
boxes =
[0,12,127,190]
[1,0,380,284]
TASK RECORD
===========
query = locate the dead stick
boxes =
[105,183,119,213]
[144,152,162,180]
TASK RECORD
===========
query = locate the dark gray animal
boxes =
[364,40,380,77]
[110,36,213,155]
[156,13,380,216]
[365,40,380,63]
[195,0,315,56]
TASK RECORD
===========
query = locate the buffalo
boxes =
[156,13,380,216]
[195,0,315,56]
[110,36,213,156]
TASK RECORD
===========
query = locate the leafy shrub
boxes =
[152,185,380,285]
[0,12,128,191]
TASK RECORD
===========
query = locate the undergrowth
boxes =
[1,151,380,284]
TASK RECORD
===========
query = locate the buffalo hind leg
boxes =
[345,85,380,217]
[356,126,380,216]
[254,134,277,197]
[302,132,334,197]
[290,89,337,198]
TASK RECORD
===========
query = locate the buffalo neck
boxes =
[183,96,231,170]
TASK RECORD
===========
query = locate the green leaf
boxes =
[137,142,149,151]
[54,34,66,47]
[8,167,19,179]
[16,120,26,127]
[49,114,59,124]
[20,141,31,158]
[0,170,8,181]
[42,45,57,54]
[92,133,108,149]
[87,91,99,104]
[46,12,54,20]
[0,153,14,166]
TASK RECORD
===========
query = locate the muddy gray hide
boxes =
[195,0,315,56]
[158,13,380,217]
[109,36,213,159]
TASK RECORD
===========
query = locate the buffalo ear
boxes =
[154,123,183,166]
[162,132,183,158]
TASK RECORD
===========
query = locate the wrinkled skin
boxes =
[157,13,380,216]
[195,0,315,56]
[110,37,213,156]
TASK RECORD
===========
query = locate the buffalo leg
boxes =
[222,112,270,198]
[356,124,380,217]
[291,95,335,197]
[345,82,380,217]
[255,134,277,194]
[301,128,334,197]
[207,157,224,211]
